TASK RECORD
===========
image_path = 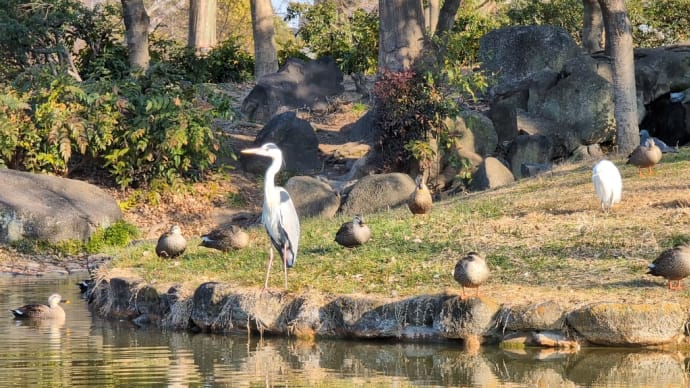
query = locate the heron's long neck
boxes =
[264,157,282,199]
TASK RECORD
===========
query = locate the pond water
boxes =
[2,273,690,387]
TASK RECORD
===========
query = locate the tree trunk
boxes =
[424,0,440,36]
[378,0,426,72]
[582,0,604,53]
[121,0,150,71]
[598,0,638,154]
[434,0,461,37]
[250,0,278,78]
[188,0,217,54]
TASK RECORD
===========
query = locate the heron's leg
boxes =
[282,244,289,289]
[264,246,275,290]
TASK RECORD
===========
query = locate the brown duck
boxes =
[335,215,371,248]
[453,252,490,299]
[10,293,69,320]
[647,243,690,290]
[627,138,662,176]
[200,224,250,252]
[408,175,433,215]
[156,225,187,258]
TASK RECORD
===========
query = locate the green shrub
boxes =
[628,0,690,47]
[505,0,583,43]
[287,1,378,75]
[85,220,139,253]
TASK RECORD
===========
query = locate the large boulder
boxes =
[285,176,340,219]
[499,301,566,331]
[566,301,685,346]
[436,296,500,339]
[339,173,416,216]
[506,134,558,179]
[0,169,122,243]
[479,25,582,85]
[470,157,515,191]
[241,57,345,123]
[240,111,320,174]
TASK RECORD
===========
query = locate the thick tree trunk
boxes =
[188,0,217,54]
[378,0,426,72]
[121,0,150,71]
[582,0,604,53]
[598,0,638,154]
[250,0,278,78]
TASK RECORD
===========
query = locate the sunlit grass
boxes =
[102,148,690,305]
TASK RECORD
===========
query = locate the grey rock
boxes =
[0,169,122,243]
[436,296,500,338]
[241,57,344,123]
[479,25,582,85]
[285,176,340,219]
[498,301,566,331]
[506,135,557,179]
[240,111,320,174]
[457,111,498,158]
[567,301,685,346]
[520,163,552,178]
[339,173,416,216]
[470,157,515,191]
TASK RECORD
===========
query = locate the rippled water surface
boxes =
[2,274,690,387]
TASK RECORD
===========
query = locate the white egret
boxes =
[592,160,622,212]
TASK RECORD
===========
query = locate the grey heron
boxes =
[335,215,371,248]
[241,143,300,289]
[591,160,622,213]
[155,225,187,258]
[453,252,490,299]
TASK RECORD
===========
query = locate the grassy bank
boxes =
[102,149,690,307]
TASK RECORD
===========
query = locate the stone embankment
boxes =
[85,273,689,349]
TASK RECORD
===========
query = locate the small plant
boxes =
[85,220,139,253]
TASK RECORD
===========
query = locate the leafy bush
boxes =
[373,70,457,171]
[0,65,218,187]
[505,0,583,44]
[287,1,378,75]
[504,0,690,48]
[627,0,690,47]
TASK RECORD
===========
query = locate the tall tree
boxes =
[378,0,425,72]
[189,0,217,54]
[598,0,638,154]
[424,0,439,35]
[121,0,150,71]
[250,0,278,77]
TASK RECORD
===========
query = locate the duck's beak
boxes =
[62,299,70,304]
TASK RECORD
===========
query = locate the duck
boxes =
[408,175,433,215]
[155,225,187,258]
[453,252,490,299]
[200,224,250,252]
[76,279,93,294]
[10,293,69,320]
[627,137,662,176]
[647,243,690,290]
[592,159,622,212]
[639,129,678,153]
[335,215,371,248]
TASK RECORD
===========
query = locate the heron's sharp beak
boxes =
[241,148,260,155]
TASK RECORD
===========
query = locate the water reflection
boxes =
[1,274,690,386]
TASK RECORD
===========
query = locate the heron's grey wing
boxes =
[278,188,300,264]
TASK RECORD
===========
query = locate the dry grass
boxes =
[100,148,690,311]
